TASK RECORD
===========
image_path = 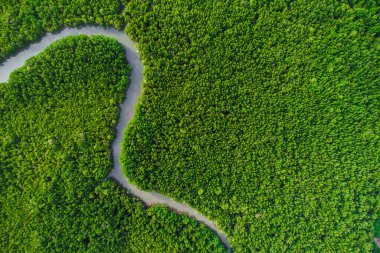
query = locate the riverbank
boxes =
[0,26,231,252]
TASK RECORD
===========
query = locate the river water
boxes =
[0,26,231,251]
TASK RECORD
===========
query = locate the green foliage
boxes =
[0,0,124,62]
[0,35,226,252]
[1,0,380,252]
[375,218,380,252]
[376,218,380,238]
[121,0,380,252]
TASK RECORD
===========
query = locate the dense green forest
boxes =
[1,0,379,252]
[121,0,380,252]
[0,0,124,62]
[0,35,226,252]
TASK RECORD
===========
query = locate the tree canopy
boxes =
[0,35,226,253]
[121,0,380,251]
[0,0,379,252]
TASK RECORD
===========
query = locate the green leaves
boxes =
[1,0,379,251]
[121,0,380,252]
[0,35,226,252]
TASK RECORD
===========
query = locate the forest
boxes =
[0,0,379,252]
[121,0,380,252]
[0,0,124,62]
[0,35,226,252]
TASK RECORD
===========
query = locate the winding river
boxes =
[0,26,231,251]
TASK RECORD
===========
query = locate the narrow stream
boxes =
[0,26,231,252]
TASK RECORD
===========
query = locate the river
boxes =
[0,26,231,252]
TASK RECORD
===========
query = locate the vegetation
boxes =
[121,0,380,252]
[0,35,226,252]
[0,0,124,62]
[375,219,380,252]
[1,0,379,252]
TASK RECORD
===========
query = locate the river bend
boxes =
[0,26,231,251]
